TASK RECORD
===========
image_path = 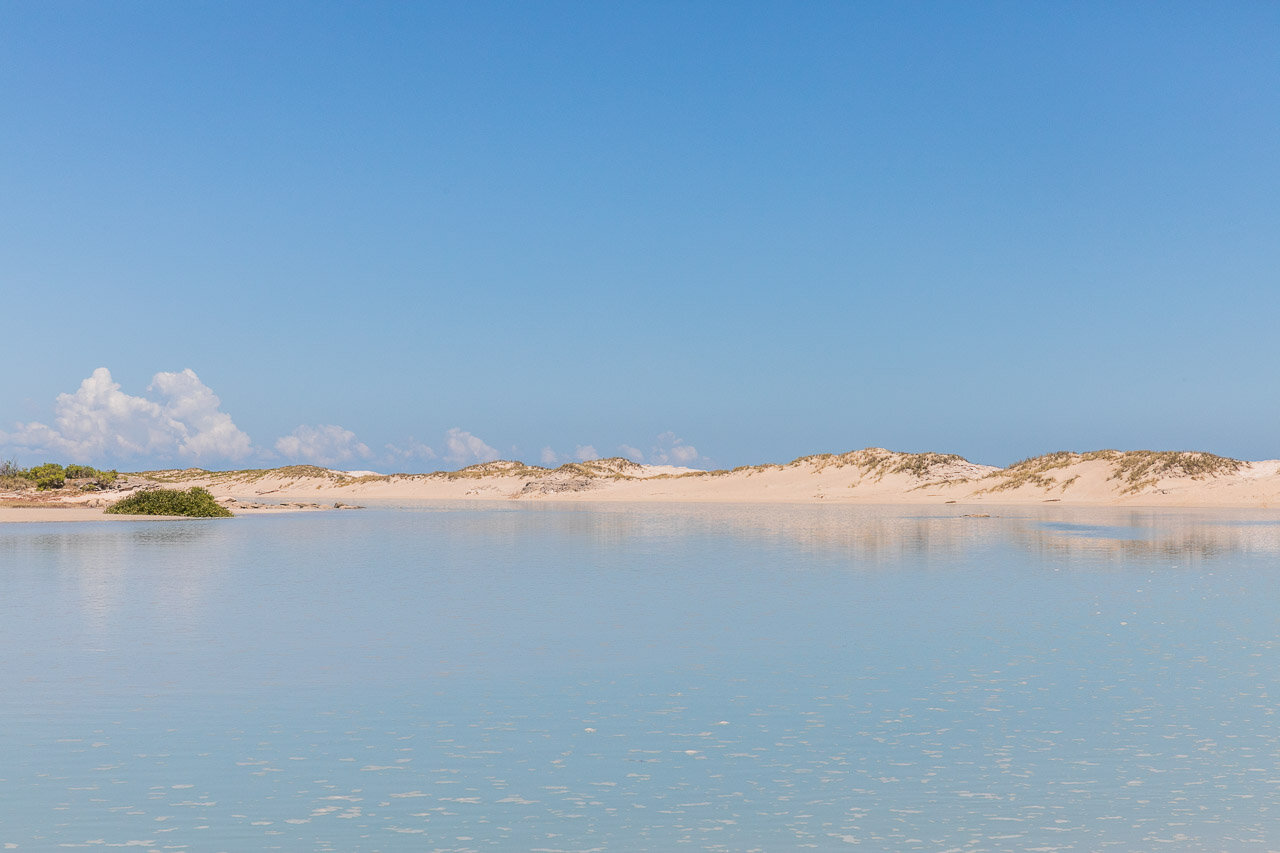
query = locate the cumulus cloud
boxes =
[150,369,253,459]
[275,425,371,467]
[668,444,699,463]
[540,446,560,466]
[0,367,252,462]
[618,444,645,462]
[384,438,438,465]
[444,428,499,466]
[574,445,599,461]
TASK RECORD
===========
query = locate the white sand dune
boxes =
[8,449,1280,521]
[122,449,1280,509]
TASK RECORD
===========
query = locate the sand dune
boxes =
[7,449,1280,520]
[125,448,1280,508]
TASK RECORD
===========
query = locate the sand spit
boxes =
[120,449,1280,509]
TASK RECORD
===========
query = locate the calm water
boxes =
[2,504,1279,851]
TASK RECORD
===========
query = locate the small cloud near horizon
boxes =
[444,428,499,466]
[539,444,601,466]
[275,424,372,467]
[539,436,704,468]
[650,431,701,466]
[618,444,644,462]
[385,438,438,465]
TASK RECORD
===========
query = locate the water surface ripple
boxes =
[2,504,1278,851]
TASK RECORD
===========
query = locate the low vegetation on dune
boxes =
[980,451,1106,493]
[695,462,783,478]
[0,460,119,491]
[139,467,212,483]
[142,465,390,487]
[440,460,549,480]
[797,448,975,482]
[982,450,1244,495]
[1108,450,1243,493]
[106,487,234,517]
[101,449,1252,503]
[551,458,649,479]
[437,458,654,481]
[690,449,979,482]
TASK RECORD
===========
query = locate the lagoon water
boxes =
[2,504,1279,851]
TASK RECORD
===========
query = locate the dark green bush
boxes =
[29,462,66,490]
[64,464,97,479]
[105,487,234,518]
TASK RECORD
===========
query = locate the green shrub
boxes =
[29,462,66,490]
[105,487,234,518]
[0,461,120,491]
[63,464,119,489]
[0,459,31,489]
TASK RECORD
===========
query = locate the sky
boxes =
[2,1,1278,472]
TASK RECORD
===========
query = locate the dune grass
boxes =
[981,450,1243,495]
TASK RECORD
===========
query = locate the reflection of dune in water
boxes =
[583,504,1280,564]
[1009,508,1280,564]
[381,501,996,563]
[391,502,1280,565]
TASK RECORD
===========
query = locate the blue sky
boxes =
[2,2,1278,471]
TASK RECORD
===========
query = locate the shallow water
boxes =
[2,504,1279,851]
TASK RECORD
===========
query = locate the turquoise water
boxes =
[2,504,1279,851]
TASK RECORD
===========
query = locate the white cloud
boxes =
[444,428,499,466]
[385,438,438,465]
[275,424,371,467]
[540,444,600,465]
[668,444,698,463]
[0,367,252,463]
[150,369,253,459]
[618,444,645,462]
[650,431,702,466]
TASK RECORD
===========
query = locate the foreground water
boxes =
[2,504,1279,851]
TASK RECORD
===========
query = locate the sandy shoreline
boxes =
[5,448,1280,522]
[167,450,1280,509]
